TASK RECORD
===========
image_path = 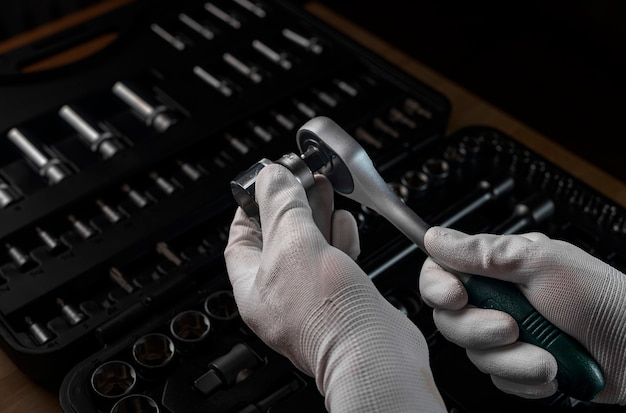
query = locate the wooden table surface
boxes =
[1,2,625,413]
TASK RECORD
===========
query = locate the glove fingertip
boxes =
[331,209,360,260]
[419,260,468,310]
[491,376,559,400]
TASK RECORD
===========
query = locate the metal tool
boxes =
[56,298,86,326]
[58,105,124,159]
[5,243,36,272]
[112,81,177,132]
[24,316,53,345]
[35,227,66,255]
[6,128,72,184]
[230,116,605,401]
[90,360,137,399]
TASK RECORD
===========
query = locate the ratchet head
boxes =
[230,116,430,247]
[297,117,430,247]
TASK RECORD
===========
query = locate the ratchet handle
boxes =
[464,275,605,401]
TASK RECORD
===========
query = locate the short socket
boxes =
[170,310,211,343]
[25,317,53,345]
[57,298,86,325]
[132,333,175,369]
[110,394,159,413]
[91,360,137,399]
[204,290,239,321]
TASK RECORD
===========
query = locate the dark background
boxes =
[1,0,624,184]
[307,0,626,185]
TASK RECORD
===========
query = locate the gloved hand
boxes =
[225,164,446,413]
[419,226,626,404]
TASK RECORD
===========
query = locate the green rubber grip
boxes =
[464,275,605,401]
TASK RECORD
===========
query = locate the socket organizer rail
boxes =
[0,0,451,408]
[57,125,626,413]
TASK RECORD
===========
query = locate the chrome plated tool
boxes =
[231,116,605,401]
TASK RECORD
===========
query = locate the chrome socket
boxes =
[112,81,177,132]
[132,333,175,369]
[58,105,124,159]
[91,360,137,399]
[6,128,72,184]
[170,310,211,343]
[110,395,159,413]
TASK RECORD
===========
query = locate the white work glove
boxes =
[419,226,626,404]
[225,164,446,413]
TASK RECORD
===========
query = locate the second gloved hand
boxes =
[225,164,446,413]
[419,226,626,404]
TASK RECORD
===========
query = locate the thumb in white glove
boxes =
[225,164,446,413]
[419,226,626,404]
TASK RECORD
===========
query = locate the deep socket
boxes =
[35,227,66,254]
[96,199,124,223]
[205,2,241,28]
[179,13,214,40]
[312,88,338,107]
[121,184,151,209]
[58,105,124,158]
[252,39,291,69]
[6,128,72,184]
[68,214,95,239]
[150,23,187,51]
[112,81,177,132]
[233,0,266,18]
[176,159,203,181]
[56,298,86,325]
[155,242,183,267]
[282,28,322,54]
[193,66,234,97]
[149,171,177,195]
[333,78,358,96]
[223,53,262,83]
[109,267,134,294]
[25,317,53,345]
[5,243,36,272]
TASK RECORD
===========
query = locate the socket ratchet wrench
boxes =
[230,116,604,401]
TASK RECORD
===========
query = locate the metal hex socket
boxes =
[132,333,175,369]
[91,360,137,399]
[170,310,210,343]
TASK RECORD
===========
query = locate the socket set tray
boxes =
[56,123,626,413]
[0,0,451,411]
[2,1,625,413]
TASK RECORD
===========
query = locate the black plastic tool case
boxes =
[0,0,449,410]
[1,1,625,413]
[57,124,626,413]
